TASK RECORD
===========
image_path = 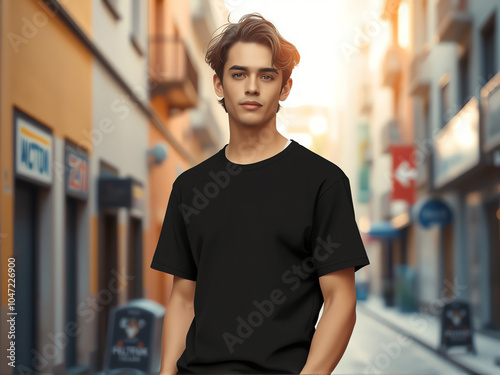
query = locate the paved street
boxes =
[332,305,469,375]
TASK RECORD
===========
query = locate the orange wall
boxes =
[146,97,193,305]
[0,0,92,304]
[0,1,93,374]
[146,0,200,306]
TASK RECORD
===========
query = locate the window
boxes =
[481,15,496,83]
[459,50,470,108]
[440,82,450,128]
[130,0,147,56]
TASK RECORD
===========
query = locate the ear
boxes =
[279,77,293,101]
[213,73,224,98]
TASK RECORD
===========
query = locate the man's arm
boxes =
[159,275,196,375]
[300,267,357,375]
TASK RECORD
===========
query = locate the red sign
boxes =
[390,145,416,204]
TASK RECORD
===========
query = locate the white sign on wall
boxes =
[15,115,53,185]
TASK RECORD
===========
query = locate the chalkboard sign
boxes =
[439,300,476,354]
[104,299,166,375]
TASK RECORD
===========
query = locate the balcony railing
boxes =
[150,35,198,109]
[436,0,471,42]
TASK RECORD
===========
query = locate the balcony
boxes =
[191,0,217,47]
[409,46,430,96]
[190,100,221,151]
[381,46,401,87]
[381,119,401,154]
[436,0,471,43]
[480,71,500,152]
[150,35,198,109]
[433,97,479,188]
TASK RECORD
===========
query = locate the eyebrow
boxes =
[228,65,279,75]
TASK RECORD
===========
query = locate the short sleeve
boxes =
[150,186,197,281]
[310,176,370,277]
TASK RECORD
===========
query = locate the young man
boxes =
[151,13,370,375]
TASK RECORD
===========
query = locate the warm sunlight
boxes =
[398,0,410,48]
[224,0,348,107]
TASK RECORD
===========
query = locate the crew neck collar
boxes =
[217,139,298,171]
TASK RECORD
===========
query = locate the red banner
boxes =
[390,145,416,205]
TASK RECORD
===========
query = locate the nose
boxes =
[245,75,259,95]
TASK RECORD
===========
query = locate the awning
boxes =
[365,221,403,239]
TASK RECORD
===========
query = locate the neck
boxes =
[225,116,289,164]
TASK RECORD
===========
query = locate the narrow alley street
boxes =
[335,305,470,374]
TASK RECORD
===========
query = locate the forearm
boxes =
[159,293,195,374]
[300,299,356,375]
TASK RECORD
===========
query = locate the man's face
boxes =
[214,41,292,128]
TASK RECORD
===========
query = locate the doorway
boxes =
[486,198,500,331]
[13,179,39,373]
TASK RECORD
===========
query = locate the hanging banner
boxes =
[391,145,416,205]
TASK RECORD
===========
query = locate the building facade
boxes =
[0,0,226,374]
[368,0,500,337]
[409,0,500,333]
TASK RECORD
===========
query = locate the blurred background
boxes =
[1,0,499,374]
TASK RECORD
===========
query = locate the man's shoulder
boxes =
[292,141,347,182]
[172,148,222,189]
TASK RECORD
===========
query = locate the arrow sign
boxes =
[395,160,417,187]
[391,145,416,204]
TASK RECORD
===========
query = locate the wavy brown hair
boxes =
[205,13,300,113]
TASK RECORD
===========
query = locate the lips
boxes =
[240,101,262,110]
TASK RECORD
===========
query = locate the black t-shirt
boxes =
[150,139,370,374]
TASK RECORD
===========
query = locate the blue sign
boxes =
[414,198,452,229]
[15,115,53,185]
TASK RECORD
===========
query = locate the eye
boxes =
[262,75,274,81]
[232,73,244,78]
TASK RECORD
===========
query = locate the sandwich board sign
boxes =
[104,299,165,375]
[439,300,476,354]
